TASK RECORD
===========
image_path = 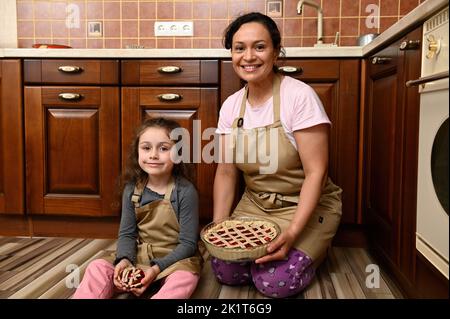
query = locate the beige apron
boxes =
[105,179,202,281]
[230,74,342,267]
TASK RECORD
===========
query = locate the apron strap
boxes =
[272,74,281,123]
[239,87,247,119]
[163,178,175,201]
[233,74,282,129]
[131,180,147,208]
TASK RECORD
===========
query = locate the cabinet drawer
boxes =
[122,60,218,85]
[276,59,340,80]
[39,87,101,106]
[368,41,400,75]
[138,87,201,106]
[24,59,119,85]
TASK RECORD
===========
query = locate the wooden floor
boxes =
[0,236,404,299]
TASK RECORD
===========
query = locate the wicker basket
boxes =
[200,216,281,261]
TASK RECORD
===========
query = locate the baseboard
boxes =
[30,215,120,239]
[0,216,369,249]
[415,250,449,298]
[0,214,30,236]
[332,223,368,248]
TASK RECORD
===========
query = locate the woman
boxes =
[212,12,342,298]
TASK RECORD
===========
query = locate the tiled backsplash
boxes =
[16,0,425,49]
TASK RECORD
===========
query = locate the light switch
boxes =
[154,21,194,37]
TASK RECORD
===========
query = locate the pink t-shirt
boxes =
[216,76,331,149]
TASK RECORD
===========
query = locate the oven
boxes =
[407,6,449,279]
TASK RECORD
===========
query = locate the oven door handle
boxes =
[406,71,449,87]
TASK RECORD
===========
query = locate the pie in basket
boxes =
[203,219,279,250]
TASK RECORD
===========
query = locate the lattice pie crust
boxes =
[203,219,278,249]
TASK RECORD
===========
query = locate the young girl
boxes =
[73,117,202,299]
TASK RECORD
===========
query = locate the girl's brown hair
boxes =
[119,117,194,193]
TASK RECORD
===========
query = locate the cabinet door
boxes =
[364,41,402,262]
[220,60,243,104]
[279,60,360,225]
[24,86,120,217]
[122,87,218,224]
[0,60,24,214]
[364,27,422,290]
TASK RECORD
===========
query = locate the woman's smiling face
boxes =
[231,22,279,84]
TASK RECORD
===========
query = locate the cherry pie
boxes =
[203,219,279,250]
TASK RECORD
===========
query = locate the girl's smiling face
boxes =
[231,22,279,84]
[138,127,175,178]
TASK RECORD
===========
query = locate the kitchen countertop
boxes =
[0,0,447,59]
[362,0,448,56]
[0,46,364,58]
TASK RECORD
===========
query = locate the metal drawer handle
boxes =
[157,93,182,102]
[58,65,83,73]
[58,93,82,101]
[399,40,420,50]
[371,57,392,64]
[278,66,303,74]
[157,66,182,74]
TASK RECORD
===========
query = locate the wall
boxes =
[16,0,425,49]
[1,0,18,47]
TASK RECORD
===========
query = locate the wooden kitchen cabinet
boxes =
[0,59,24,215]
[220,59,361,226]
[362,26,423,297]
[23,59,121,218]
[121,60,219,225]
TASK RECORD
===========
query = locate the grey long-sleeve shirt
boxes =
[114,176,199,272]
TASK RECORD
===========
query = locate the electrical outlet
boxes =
[154,21,194,36]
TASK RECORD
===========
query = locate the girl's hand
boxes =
[255,228,297,264]
[113,259,133,291]
[129,264,161,297]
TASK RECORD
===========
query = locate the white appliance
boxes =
[412,6,449,279]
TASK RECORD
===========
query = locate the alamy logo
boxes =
[65,264,80,289]
[233,127,279,174]
[365,4,380,29]
[65,4,80,29]
[365,264,380,289]
[169,120,280,174]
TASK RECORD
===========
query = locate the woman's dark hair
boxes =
[119,117,194,192]
[223,12,286,59]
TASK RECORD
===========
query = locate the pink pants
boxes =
[72,259,199,299]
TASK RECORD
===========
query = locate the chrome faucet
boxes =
[297,0,323,45]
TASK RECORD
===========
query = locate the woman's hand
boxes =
[113,258,133,291]
[255,228,297,264]
[129,264,161,297]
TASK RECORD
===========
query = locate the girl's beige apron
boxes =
[106,179,202,281]
[229,75,342,267]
